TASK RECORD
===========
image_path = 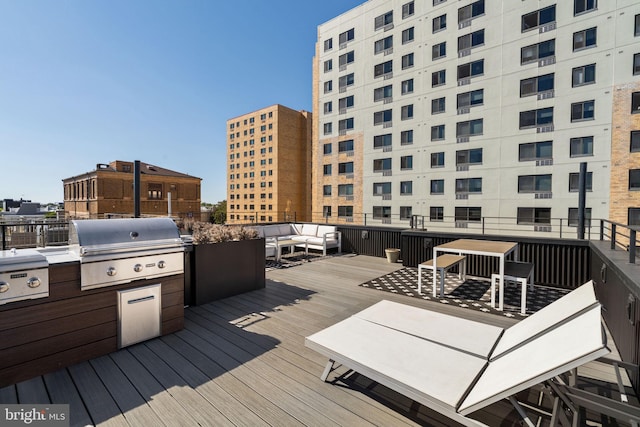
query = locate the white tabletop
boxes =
[435,239,518,256]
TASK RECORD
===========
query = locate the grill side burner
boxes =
[0,248,49,305]
[69,218,185,290]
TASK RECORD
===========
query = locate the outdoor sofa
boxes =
[253,223,342,258]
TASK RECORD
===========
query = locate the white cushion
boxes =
[317,225,336,237]
[278,224,293,235]
[301,224,319,236]
[291,224,304,235]
[290,236,309,243]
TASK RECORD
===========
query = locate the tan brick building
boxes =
[63,160,202,219]
[226,105,312,224]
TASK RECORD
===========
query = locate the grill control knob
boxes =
[27,277,41,288]
[158,261,166,269]
[0,282,9,293]
[107,267,117,277]
[134,264,143,272]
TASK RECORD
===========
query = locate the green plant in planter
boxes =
[191,222,258,244]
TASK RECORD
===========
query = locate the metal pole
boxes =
[630,229,637,264]
[167,192,172,217]
[577,162,587,240]
[134,160,141,218]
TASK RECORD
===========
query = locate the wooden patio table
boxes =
[432,239,518,298]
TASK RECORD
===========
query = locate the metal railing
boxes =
[0,219,70,250]
[599,219,639,264]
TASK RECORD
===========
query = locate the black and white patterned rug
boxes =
[359,267,570,318]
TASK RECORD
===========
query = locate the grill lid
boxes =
[69,218,183,257]
[0,248,48,271]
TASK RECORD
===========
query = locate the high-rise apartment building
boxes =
[313,0,640,235]
[227,104,312,224]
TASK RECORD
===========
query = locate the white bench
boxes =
[418,254,467,297]
[491,261,535,315]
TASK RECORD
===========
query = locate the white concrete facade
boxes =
[314,0,640,236]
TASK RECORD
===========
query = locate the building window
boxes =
[323,122,332,135]
[324,59,332,72]
[373,109,392,126]
[338,206,353,218]
[338,162,354,174]
[432,42,446,60]
[401,104,414,120]
[520,73,554,97]
[573,27,597,51]
[402,53,414,69]
[633,92,640,114]
[339,51,355,68]
[456,178,482,194]
[373,158,392,172]
[433,14,446,33]
[400,155,413,169]
[431,152,445,168]
[401,130,413,145]
[569,172,593,192]
[634,54,640,76]
[148,183,163,200]
[338,118,354,132]
[432,69,446,87]
[457,89,483,109]
[456,119,483,137]
[324,80,332,93]
[402,1,415,19]
[631,131,640,152]
[520,107,553,128]
[431,179,445,194]
[455,207,481,222]
[518,174,552,193]
[339,28,355,45]
[522,5,556,32]
[402,27,415,44]
[572,64,596,87]
[574,0,597,16]
[457,29,484,52]
[567,208,592,227]
[630,169,640,190]
[401,79,414,94]
[374,35,393,54]
[323,143,332,155]
[374,11,393,31]
[400,206,413,220]
[521,39,555,64]
[431,124,445,141]
[373,182,392,196]
[432,97,446,114]
[430,207,444,221]
[373,206,392,220]
[339,139,354,152]
[339,73,355,90]
[324,38,333,52]
[373,134,392,148]
[458,0,485,24]
[519,141,553,161]
[629,208,640,226]
[456,148,483,165]
[400,181,413,195]
[374,85,393,102]
[323,185,332,196]
[374,60,393,77]
[517,208,551,225]
[338,184,353,196]
[457,59,484,80]
[570,136,594,157]
[339,95,354,111]
[323,164,332,176]
[635,14,640,37]
[571,100,595,122]
[324,102,332,114]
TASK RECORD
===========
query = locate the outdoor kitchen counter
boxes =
[0,250,185,388]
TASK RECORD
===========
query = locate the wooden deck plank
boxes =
[89,355,164,427]
[42,369,93,427]
[67,362,129,427]
[0,385,17,403]
[16,376,49,403]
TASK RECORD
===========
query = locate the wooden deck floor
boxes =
[0,254,635,426]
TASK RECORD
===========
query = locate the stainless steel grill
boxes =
[69,218,185,290]
[0,248,49,304]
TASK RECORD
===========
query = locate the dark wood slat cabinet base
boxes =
[0,262,184,388]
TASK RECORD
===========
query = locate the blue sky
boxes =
[0,0,363,205]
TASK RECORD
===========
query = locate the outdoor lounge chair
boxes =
[305,281,639,426]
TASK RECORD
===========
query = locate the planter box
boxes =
[191,238,265,305]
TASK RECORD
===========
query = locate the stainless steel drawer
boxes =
[117,284,161,348]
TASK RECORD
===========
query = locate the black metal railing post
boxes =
[611,223,617,250]
[600,219,604,241]
[1,224,5,250]
[364,213,367,226]
[630,229,637,264]
[482,217,485,234]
